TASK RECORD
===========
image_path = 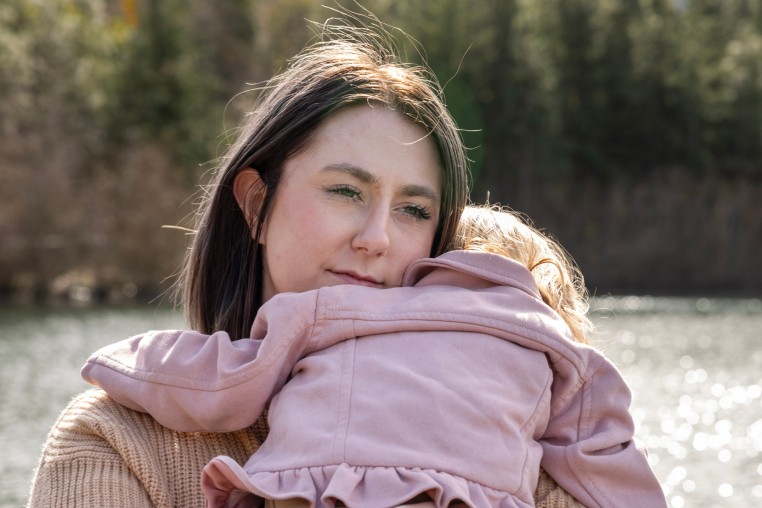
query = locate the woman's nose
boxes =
[351,208,390,256]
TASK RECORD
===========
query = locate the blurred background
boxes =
[1,0,761,302]
[1,1,761,507]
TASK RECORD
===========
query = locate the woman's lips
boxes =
[331,271,383,288]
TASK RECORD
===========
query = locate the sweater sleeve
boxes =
[27,389,268,508]
[28,407,155,508]
[540,352,666,508]
[81,291,321,433]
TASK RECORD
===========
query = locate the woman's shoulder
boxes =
[29,389,269,508]
[48,388,159,441]
[44,388,268,460]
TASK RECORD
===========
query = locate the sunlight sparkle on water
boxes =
[719,484,734,497]
[590,296,762,507]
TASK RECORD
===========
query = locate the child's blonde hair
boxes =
[452,205,594,343]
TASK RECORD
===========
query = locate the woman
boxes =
[80,205,665,507]
[27,20,583,508]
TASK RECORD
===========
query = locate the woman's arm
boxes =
[27,389,267,508]
[535,469,586,508]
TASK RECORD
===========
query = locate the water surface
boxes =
[1,297,760,507]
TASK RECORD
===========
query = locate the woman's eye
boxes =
[326,185,361,200]
[402,204,432,221]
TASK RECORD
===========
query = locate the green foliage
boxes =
[6,0,762,187]
[102,0,229,169]
[2,0,761,297]
[375,0,762,202]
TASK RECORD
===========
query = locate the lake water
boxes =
[1,297,760,507]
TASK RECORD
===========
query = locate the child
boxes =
[82,206,666,508]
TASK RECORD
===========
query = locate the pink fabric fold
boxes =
[202,457,536,508]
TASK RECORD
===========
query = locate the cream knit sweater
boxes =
[27,390,584,507]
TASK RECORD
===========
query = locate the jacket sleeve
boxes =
[539,352,666,508]
[81,291,321,432]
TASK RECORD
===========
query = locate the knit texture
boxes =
[28,389,583,507]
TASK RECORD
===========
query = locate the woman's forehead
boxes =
[297,105,441,184]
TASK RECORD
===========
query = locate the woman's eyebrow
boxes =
[321,163,440,202]
[321,163,377,184]
[400,184,439,203]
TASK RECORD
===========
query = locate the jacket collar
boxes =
[402,250,540,300]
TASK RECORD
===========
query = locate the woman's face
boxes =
[260,105,442,301]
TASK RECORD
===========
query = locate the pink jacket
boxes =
[82,251,666,508]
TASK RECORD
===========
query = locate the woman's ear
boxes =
[233,168,267,240]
